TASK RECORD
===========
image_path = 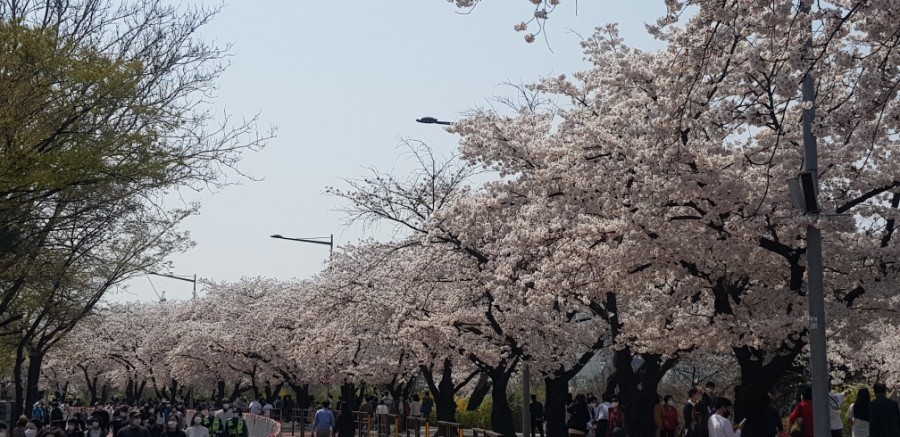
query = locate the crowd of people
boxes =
[550,381,900,437]
[2,400,260,437]
[4,382,900,437]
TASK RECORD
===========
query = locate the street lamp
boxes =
[147,271,198,300]
[270,234,333,257]
[415,116,452,125]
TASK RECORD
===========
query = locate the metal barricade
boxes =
[435,421,463,437]
[404,417,428,437]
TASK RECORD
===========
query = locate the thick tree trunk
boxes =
[287,383,311,410]
[434,362,458,422]
[216,380,226,402]
[605,352,674,437]
[125,379,133,404]
[340,383,361,410]
[88,377,99,405]
[488,368,515,437]
[24,351,44,414]
[733,342,804,437]
[12,342,26,419]
[135,380,146,402]
[420,359,478,424]
[544,375,570,437]
[467,373,491,411]
[264,381,285,404]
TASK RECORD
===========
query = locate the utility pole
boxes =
[799,1,831,436]
[523,363,531,437]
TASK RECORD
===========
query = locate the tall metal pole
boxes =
[193,274,197,300]
[522,363,531,437]
[799,1,830,436]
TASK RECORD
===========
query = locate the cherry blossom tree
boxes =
[445,0,900,432]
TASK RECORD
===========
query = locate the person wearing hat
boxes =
[116,412,151,437]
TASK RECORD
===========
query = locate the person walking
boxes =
[223,411,247,437]
[606,396,625,437]
[420,394,433,418]
[847,388,871,437]
[200,409,224,437]
[185,415,209,437]
[708,398,742,437]
[409,395,422,418]
[116,412,152,437]
[655,395,679,437]
[789,387,815,437]
[160,419,186,437]
[312,401,335,437]
[567,394,591,436]
[530,394,545,437]
[336,402,355,437]
[869,383,900,437]
[829,389,851,437]
[248,399,262,416]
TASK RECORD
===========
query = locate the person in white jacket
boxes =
[708,398,743,437]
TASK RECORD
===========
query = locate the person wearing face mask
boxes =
[593,394,612,437]
[199,408,224,437]
[90,405,111,432]
[606,397,625,437]
[23,421,38,437]
[215,404,233,423]
[185,415,209,437]
[708,397,742,437]
[224,410,247,437]
[116,412,151,437]
[653,395,679,437]
[160,418,186,437]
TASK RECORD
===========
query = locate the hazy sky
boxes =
[115,0,667,303]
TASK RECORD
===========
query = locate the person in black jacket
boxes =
[869,383,900,437]
[336,402,355,437]
[530,395,545,437]
[567,394,591,435]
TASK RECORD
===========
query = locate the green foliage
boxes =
[456,396,493,429]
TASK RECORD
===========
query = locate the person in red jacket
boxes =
[789,387,814,437]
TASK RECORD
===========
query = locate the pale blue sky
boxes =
[117,0,667,303]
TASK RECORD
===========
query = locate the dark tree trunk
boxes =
[733,342,805,437]
[12,342,26,419]
[488,368,516,437]
[631,356,674,437]
[264,381,285,404]
[420,359,478,424]
[216,380,226,402]
[24,351,45,413]
[467,373,491,411]
[287,383,311,410]
[101,383,111,404]
[544,375,570,437]
[88,377,99,405]
[340,383,361,410]
[125,379,134,404]
[136,380,146,402]
[598,291,681,437]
